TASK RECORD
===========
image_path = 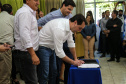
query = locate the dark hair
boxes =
[87,11,94,23]
[50,8,57,12]
[23,0,26,3]
[105,10,109,13]
[2,4,12,14]
[102,12,105,15]
[61,0,76,8]
[70,14,87,25]
[113,10,118,16]
[86,15,92,24]
[119,10,123,12]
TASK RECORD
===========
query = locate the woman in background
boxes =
[81,15,96,59]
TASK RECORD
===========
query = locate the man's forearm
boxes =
[69,47,77,60]
[62,56,74,65]
[27,47,36,57]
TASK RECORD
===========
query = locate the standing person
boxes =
[14,0,40,84]
[81,15,96,59]
[106,10,122,62]
[86,11,97,56]
[97,12,105,54]
[114,1,126,57]
[0,4,14,84]
[38,14,85,84]
[100,10,110,57]
[37,0,76,84]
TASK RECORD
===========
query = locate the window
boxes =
[84,0,124,24]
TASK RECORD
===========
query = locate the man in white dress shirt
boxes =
[14,0,40,84]
[38,14,86,84]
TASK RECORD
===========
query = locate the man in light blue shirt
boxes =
[37,0,77,84]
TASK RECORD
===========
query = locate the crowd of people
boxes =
[97,1,126,63]
[0,0,126,84]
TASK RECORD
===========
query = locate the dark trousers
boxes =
[98,31,103,52]
[109,37,121,60]
[56,57,62,84]
[11,51,17,80]
[56,53,73,84]
[101,34,109,54]
[14,50,38,84]
[64,60,71,84]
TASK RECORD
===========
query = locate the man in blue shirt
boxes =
[37,0,76,84]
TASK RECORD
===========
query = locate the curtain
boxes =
[76,0,85,15]
[39,0,46,15]
[0,0,46,15]
[45,0,62,14]
[75,0,85,58]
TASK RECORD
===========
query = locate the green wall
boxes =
[0,0,46,15]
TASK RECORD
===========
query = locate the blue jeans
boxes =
[37,46,57,84]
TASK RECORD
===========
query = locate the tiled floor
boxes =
[95,51,126,84]
[17,50,126,84]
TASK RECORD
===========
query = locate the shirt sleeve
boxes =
[101,19,106,31]
[38,13,54,27]
[81,27,87,38]
[91,24,96,38]
[18,12,33,49]
[53,28,66,58]
[67,31,75,48]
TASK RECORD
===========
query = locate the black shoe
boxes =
[100,54,105,58]
[116,59,120,62]
[107,59,115,62]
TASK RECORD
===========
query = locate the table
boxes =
[67,59,102,84]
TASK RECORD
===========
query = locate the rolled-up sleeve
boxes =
[53,29,66,58]
[67,31,75,48]
[18,12,33,49]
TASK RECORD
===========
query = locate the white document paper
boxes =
[78,64,100,68]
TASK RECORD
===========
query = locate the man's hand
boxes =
[73,59,84,66]
[0,44,11,52]
[27,48,40,65]
[31,54,40,65]
[113,24,117,27]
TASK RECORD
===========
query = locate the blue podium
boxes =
[67,59,102,84]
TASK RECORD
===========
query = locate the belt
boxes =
[14,50,28,53]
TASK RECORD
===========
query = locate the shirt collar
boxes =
[23,4,36,16]
[59,8,65,17]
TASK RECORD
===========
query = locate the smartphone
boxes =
[118,1,124,3]
[10,45,15,50]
